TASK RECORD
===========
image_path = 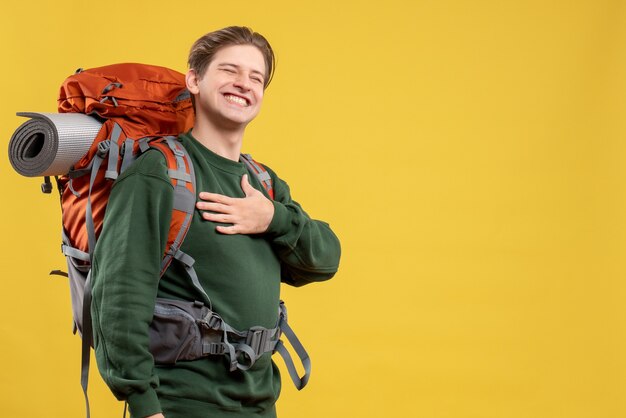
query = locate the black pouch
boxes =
[148,298,208,364]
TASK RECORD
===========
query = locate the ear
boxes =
[186,69,200,94]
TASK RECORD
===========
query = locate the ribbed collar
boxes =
[179,131,247,175]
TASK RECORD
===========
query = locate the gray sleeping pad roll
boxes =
[8,112,102,177]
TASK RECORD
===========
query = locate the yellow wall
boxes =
[1,1,625,417]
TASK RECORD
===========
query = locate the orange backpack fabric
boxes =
[57,63,195,258]
[55,63,198,418]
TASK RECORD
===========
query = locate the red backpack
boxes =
[58,63,194,266]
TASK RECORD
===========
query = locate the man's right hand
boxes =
[196,174,275,235]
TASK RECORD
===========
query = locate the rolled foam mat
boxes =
[8,112,102,177]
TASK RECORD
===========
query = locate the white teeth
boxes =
[225,94,248,106]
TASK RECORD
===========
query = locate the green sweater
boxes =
[91,132,341,418]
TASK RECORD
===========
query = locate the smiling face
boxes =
[186,44,266,131]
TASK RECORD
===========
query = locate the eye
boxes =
[251,77,263,84]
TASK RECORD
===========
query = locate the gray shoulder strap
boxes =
[240,153,273,196]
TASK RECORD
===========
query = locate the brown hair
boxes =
[188,26,275,88]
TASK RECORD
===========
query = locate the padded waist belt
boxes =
[149,298,311,389]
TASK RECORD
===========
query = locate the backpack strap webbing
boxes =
[217,300,312,389]
[240,153,274,200]
[276,301,312,390]
[80,122,125,418]
[104,123,122,180]
[148,138,212,308]
[81,271,93,418]
[148,137,195,274]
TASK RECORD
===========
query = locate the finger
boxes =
[196,201,232,213]
[215,225,240,235]
[198,192,234,204]
[201,212,234,223]
[241,174,256,197]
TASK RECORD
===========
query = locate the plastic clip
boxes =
[246,329,265,355]
[97,140,111,158]
[200,312,222,330]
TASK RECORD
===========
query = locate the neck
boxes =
[191,114,246,161]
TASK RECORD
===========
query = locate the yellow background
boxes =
[1,1,625,417]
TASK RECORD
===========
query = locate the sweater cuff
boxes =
[127,388,161,418]
[266,200,292,237]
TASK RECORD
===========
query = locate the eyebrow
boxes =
[217,63,265,78]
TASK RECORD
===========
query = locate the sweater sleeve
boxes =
[90,151,173,418]
[262,167,341,287]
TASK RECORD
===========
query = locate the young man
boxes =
[90,27,341,418]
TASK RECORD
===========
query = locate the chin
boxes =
[218,116,253,130]
[222,110,258,126]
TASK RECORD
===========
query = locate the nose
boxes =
[233,73,251,91]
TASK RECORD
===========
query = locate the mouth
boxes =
[223,93,250,107]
